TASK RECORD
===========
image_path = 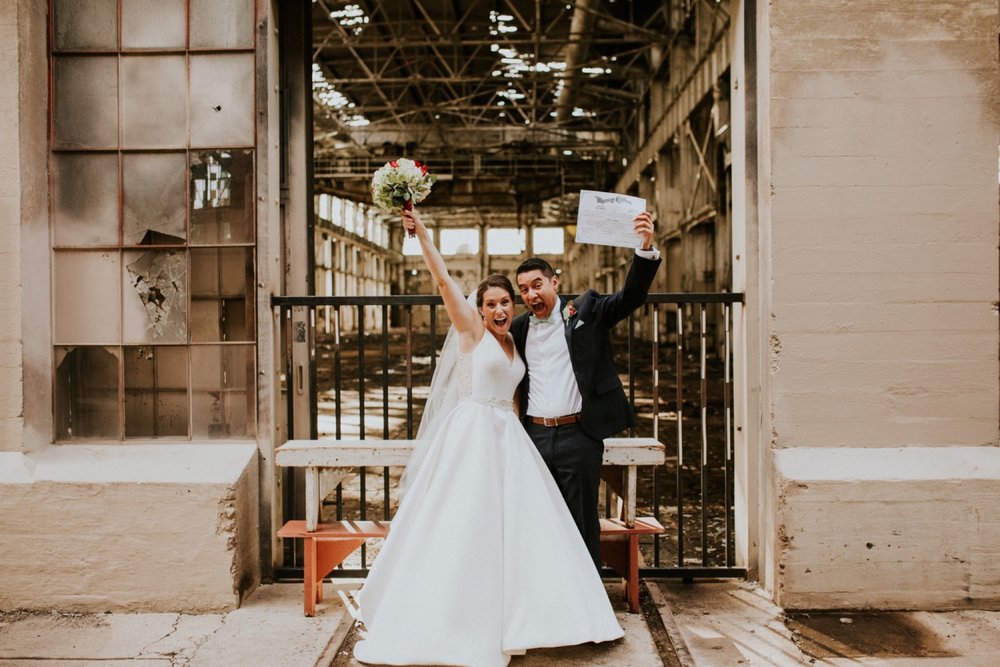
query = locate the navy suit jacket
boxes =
[511,253,661,441]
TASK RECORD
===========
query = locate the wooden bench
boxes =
[276,437,665,616]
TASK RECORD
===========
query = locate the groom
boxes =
[511,212,660,569]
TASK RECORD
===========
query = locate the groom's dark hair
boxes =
[515,257,555,278]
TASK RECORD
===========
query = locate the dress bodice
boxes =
[459,332,524,409]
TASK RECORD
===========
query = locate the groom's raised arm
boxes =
[594,211,661,326]
[594,252,661,327]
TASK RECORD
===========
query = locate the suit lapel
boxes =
[562,296,574,348]
[513,314,528,360]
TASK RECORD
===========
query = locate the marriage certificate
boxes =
[574,190,647,248]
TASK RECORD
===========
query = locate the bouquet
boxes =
[371,158,435,212]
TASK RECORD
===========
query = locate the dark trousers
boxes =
[525,421,604,570]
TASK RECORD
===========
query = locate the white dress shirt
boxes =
[525,248,659,418]
[525,305,582,418]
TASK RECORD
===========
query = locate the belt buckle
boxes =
[543,416,558,427]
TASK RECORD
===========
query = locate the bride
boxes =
[353,208,623,666]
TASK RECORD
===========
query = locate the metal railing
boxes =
[272,292,745,579]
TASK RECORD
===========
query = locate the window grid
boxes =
[49,0,257,441]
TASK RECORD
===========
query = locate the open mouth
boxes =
[492,315,508,327]
[529,301,546,315]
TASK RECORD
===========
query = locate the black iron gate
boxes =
[272,293,745,579]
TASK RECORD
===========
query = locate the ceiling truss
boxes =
[312,0,686,226]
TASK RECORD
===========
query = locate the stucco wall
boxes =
[762,0,1000,608]
[0,0,24,451]
[0,445,260,612]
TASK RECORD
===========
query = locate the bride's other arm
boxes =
[402,209,481,344]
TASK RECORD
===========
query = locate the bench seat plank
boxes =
[276,439,422,468]
[278,519,390,539]
[277,437,666,468]
[599,516,665,536]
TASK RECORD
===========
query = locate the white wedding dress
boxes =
[353,331,623,667]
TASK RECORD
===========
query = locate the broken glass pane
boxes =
[53,0,118,51]
[124,345,189,437]
[123,250,187,343]
[55,346,120,440]
[123,153,187,245]
[190,0,254,49]
[53,153,119,246]
[121,0,185,49]
[53,250,121,345]
[53,56,118,149]
[190,247,253,341]
[191,344,254,438]
[121,56,187,148]
[189,54,255,147]
[190,150,254,244]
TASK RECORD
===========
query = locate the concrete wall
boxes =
[0,2,270,607]
[759,0,1000,608]
[0,445,260,612]
[0,0,24,451]
[773,447,1000,609]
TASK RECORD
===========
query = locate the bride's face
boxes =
[480,287,514,336]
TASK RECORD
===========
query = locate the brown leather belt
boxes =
[528,413,582,427]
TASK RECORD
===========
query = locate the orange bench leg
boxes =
[301,537,366,617]
[627,534,640,612]
[600,534,642,613]
[304,538,317,617]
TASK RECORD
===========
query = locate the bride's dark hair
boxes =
[476,274,515,308]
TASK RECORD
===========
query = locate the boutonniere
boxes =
[561,300,577,320]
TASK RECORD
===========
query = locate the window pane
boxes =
[401,229,425,256]
[191,345,254,438]
[190,54,255,147]
[190,0,254,49]
[121,56,187,148]
[53,0,118,51]
[190,150,254,244]
[123,153,187,245]
[439,229,479,255]
[121,0,186,49]
[53,250,121,344]
[55,346,120,440]
[487,228,526,255]
[53,56,118,149]
[124,345,189,437]
[533,227,565,255]
[123,250,187,343]
[190,248,253,341]
[53,153,119,246]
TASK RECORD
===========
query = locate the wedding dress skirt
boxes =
[354,333,623,666]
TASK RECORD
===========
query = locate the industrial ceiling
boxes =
[311,0,693,227]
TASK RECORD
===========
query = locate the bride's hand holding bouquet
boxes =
[400,207,427,240]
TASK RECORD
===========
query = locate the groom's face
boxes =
[516,269,560,320]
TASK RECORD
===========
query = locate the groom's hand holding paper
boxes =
[574,190,647,249]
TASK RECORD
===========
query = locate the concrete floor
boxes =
[328,583,668,667]
[654,579,1000,666]
[0,585,350,667]
[3,580,1000,666]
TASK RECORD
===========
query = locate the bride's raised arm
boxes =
[402,209,482,345]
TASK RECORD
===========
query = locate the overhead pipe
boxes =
[555,0,599,124]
